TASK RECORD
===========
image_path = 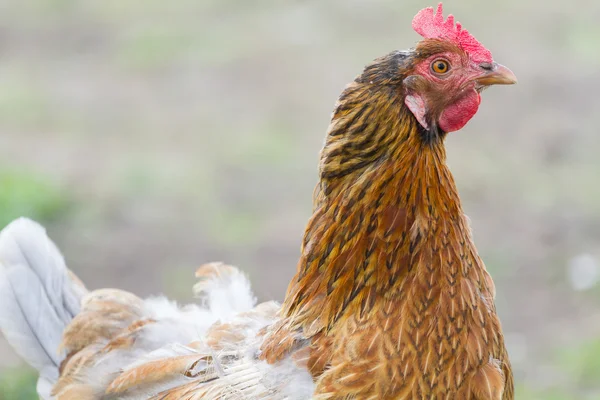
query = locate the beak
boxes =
[475,62,517,86]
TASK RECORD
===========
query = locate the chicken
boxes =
[0,4,517,399]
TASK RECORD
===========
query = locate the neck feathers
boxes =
[281,74,466,335]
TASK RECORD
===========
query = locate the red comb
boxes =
[412,3,492,64]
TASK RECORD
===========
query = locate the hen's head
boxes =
[319,4,516,185]
[403,3,516,134]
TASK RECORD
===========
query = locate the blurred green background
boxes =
[1,0,599,399]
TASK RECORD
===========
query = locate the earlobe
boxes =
[404,94,429,130]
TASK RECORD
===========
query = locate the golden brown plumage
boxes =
[0,4,517,399]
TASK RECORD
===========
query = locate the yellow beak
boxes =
[476,63,518,86]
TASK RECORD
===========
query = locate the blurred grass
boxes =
[0,367,37,400]
[0,75,54,130]
[0,169,68,228]
[513,338,600,400]
[515,386,572,400]
[558,338,600,390]
[116,30,194,71]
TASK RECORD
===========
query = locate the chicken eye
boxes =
[431,59,450,74]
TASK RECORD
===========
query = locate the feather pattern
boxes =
[52,263,277,399]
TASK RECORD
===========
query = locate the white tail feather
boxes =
[0,218,87,398]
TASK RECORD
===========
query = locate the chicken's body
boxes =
[0,4,516,399]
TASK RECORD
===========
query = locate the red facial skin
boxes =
[405,50,484,133]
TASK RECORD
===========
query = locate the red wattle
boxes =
[439,90,480,133]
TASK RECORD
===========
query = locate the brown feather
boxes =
[107,354,215,394]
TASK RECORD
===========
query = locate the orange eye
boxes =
[431,59,450,74]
